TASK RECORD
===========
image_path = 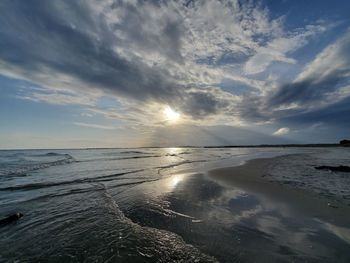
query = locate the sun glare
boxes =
[164,106,180,122]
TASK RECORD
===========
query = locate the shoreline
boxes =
[208,156,350,227]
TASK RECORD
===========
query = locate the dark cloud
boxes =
[0,1,182,101]
[268,71,349,107]
[239,29,350,127]
[268,29,350,110]
[178,91,228,119]
[110,0,185,63]
[0,0,226,117]
[234,72,350,128]
[236,94,268,122]
[279,95,350,127]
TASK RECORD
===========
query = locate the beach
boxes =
[209,156,350,227]
[2,0,350,261]
[0,147,350,262]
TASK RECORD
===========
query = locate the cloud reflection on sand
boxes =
[321,221,350,244]
[127,165,350,262]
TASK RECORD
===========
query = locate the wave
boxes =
[120,150,149,154]
[0,154,75,176]
[156,159,208,176]
[4,186,218,262]
[2,152,25,158]
[99,190,218,262]
[99,150,149,157]
[38,152,70,157]
[0,169,145,191]
[116,155,161,160]
[79,155,161,163]
[3,151,70,158]
[157,159,207,170]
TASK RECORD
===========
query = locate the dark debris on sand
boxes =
[314,165,350,172]
[0,212,23,227]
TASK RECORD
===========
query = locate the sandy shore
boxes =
[208,156,350,227]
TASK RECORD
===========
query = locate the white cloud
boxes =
[244,24,328,75]
[73,122,116,130]
[19,91,97,106]
[297,28,350,82]
[273,127,290,136]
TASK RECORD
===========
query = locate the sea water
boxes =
[0,147,349,262]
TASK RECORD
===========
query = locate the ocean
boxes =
[0,147,349,262]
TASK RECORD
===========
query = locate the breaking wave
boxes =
[0,153,75,176]
[0,169,146,191]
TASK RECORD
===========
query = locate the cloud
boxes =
[0,0,182,104]
[273,127,290,136]
[178,88,232,118]
[73,122,116,130]
[244,24,327,74]
[279,95,350,128]
[0,0,340,128]
[269,28,350,109]
[18,89,97,106]
[234,28,350,128]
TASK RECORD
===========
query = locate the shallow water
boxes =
[0,147,349,262]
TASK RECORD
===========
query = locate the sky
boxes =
[0,0,349,148]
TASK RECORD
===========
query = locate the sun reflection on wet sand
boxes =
[169,174,184,188]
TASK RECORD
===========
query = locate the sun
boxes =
[164,106,180,122]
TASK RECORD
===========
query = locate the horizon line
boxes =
[0,142,346,151]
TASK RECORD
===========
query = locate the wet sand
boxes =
[209,156,350,227]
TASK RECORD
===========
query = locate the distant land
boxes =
[203,140,350,148]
